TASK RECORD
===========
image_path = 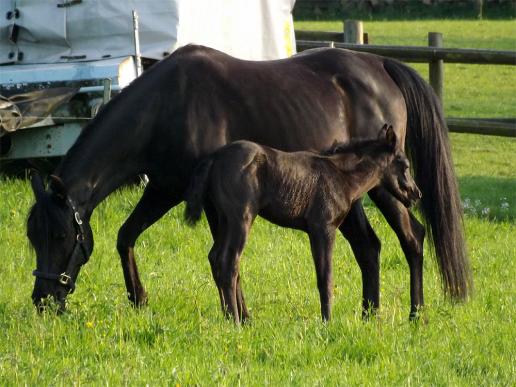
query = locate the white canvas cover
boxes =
[0,0,296,65]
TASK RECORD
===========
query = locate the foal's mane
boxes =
[321,138,394,158]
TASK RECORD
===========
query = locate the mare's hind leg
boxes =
[204,202,250,322]
[339,201,381,318]
[369,187,425,319]
[308,226,336,321]
[117,183,182,306]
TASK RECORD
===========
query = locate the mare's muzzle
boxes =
[32,197,88,312]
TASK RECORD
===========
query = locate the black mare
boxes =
[184,125,422,323]
[27,45,472,318]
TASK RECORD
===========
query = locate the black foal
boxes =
[185,125,421,323]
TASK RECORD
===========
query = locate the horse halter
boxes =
[32,197,88,293]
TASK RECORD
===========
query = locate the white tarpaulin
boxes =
[179,0,296,60]
[0,0,296,65]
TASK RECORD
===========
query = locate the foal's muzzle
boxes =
[405,185,422,207]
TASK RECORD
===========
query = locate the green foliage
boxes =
[293,1,516,21]
[0,20,515,385]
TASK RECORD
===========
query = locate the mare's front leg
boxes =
[308,226,336,321]
[339,201,381,318]
[117,183,182,306]
[369,186,425,320]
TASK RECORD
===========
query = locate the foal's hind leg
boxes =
[216,219,251,324]
[308,226,336,321]
[117,184,181,306]
[339,201,381,318]
[235,276,249,322]
[369,187,425,319]
[204,202,250,322]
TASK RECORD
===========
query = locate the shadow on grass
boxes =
[363,176,514,223]
[458,176,515,223]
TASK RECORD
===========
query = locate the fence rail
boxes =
[296,39,516,65]
[295,23,516,138]
[447,118,516,137]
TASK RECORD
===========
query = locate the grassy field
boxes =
[296,20,516,118]
[0,20,515,385]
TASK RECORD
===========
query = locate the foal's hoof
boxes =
[128,292,148,308]
[240,315,251,325]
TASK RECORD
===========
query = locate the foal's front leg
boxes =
[308,226,336,321]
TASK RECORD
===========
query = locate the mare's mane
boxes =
[27,192,70,255]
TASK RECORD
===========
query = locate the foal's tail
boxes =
[383,58,473,301]
[184,158,214,225]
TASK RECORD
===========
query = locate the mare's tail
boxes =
[383,58,473,301]
[184,158,214,225]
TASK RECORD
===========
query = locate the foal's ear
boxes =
[30,170,46,202]
[385,125,397,150]
[49,175,67,200]
[378,123,389,138]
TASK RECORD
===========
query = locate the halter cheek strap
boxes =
[32,197,89,293]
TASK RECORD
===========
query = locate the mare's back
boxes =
[169,46,405,154]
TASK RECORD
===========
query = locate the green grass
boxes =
[1,20,515,385]
[295,20,516,49]
[296,20,516,118]
[0,132,514,384]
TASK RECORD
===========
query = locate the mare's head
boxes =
[376,124,421,207]
[27,173,93,313]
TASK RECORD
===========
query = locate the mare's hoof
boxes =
[361,307,379,321]
[409,307,428,324]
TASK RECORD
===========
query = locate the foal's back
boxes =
[208,140,347,230]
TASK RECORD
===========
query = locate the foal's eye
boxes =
[397,157,409,170]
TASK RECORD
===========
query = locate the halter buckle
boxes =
[74,211,83,225]
[58,273,72,286]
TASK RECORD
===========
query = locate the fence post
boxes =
[428,32,444,102]
[344,20,363,44]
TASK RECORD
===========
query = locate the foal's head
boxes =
[376,124,421,207]
[27,173,93,313]
[328,124,421,207]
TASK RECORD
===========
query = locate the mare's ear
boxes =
[385,125,397,150]
[30,170,46,202]
[49,175,67,201]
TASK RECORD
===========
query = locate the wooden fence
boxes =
[295,21,516,137]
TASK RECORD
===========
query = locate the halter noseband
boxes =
[32,197,89,293]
